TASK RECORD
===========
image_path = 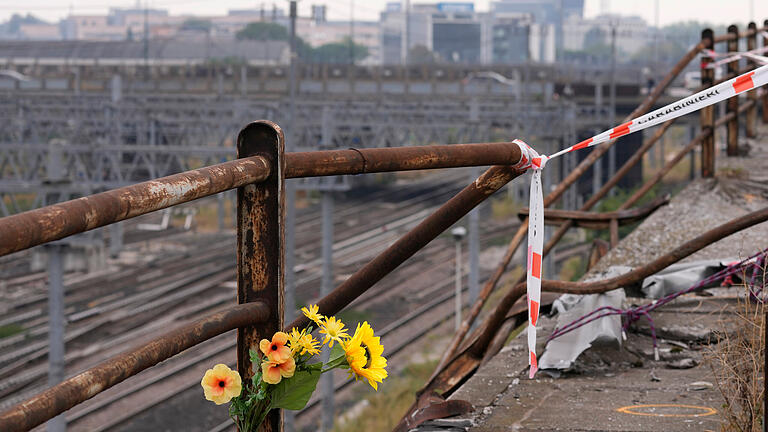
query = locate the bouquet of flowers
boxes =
[200,305,388,430]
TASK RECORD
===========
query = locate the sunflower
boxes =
[319,316,349,348]
[343,322,387,390]
[201,364,242,405]
[301,304,324,325]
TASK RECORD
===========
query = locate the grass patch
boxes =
[0,324,24,339]
[559,255,585,282]
[336,308,371,326]
[333,360,438,432]
[490,195,520,222]
[586,185,660,243]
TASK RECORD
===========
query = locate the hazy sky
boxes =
[2,0,767,27]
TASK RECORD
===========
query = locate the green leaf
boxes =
[268,369,322,411]
[252,370,262,388]
[324,344,348,370]
[249,348,260,363]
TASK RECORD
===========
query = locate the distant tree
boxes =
[630,40,686,65]
[580,26,612,63]
[236,22,289,41]
[3,13,47,34]
[308,37,368,64]
[408,44,437,64]
[583,26,607,50]
[236,21,314,60]
[180,19,212,33]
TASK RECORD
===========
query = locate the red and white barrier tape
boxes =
[516,62,768,379]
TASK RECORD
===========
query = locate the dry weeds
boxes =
[707,269,766,432]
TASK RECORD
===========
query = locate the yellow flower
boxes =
[319,316,349,348]
[288,327,321,356]
[261,357,296,385]
[302,304,324,325]
[201,364,242,405]
[343,322,387,390]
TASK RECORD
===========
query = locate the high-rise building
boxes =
[491,0,584,60]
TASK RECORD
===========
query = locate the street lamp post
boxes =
[451,226,467,330]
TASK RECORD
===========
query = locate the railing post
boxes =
[700,28,715,177]
[746,22,758,138]
[763,20,768,124]
[726,24,739,156]
[236,121,285,432]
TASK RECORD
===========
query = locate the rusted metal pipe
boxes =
[764,21,768,123]
[701,28,716,177]
[0,156,271,258]
[726,25,740,156]
[285,164,526,332]
[236,121,285,432]
[517,195,670,229]
[0,141,523,259]
[746,22,758,138]
[285,142,523,178]
[0,302,270,432]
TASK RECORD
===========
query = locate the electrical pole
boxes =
[143,0,149,77]
[654,0,659,77]
[404,0,410,64]
[608,22,617,186]
[349,0,354,65]
[284,2,298,431]
[46,243,67,432]
[609,22,616,124]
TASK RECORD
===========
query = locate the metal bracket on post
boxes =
[726,24,739,156]
[236,120,285,432]
[700,29,715,178]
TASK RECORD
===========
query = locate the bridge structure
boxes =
[0,20,766,432]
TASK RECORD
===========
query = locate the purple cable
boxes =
[546,249,767,357]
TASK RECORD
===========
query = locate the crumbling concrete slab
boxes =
[426,125,768,431]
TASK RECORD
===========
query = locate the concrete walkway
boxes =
[419,122,768,431]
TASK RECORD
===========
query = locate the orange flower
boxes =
[261,357,296,385]
[259,331,292,362]
[201,364,242,405]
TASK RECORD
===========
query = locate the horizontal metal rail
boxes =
[0,157,271,257]
[516,195,670,229]
[284,142,523,178]
[0,142,523,259]
[0,302,270,432]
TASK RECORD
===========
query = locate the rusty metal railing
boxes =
[1,20,767,432]
[0,122,525,431]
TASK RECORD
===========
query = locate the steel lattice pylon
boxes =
[0,93,578,215]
